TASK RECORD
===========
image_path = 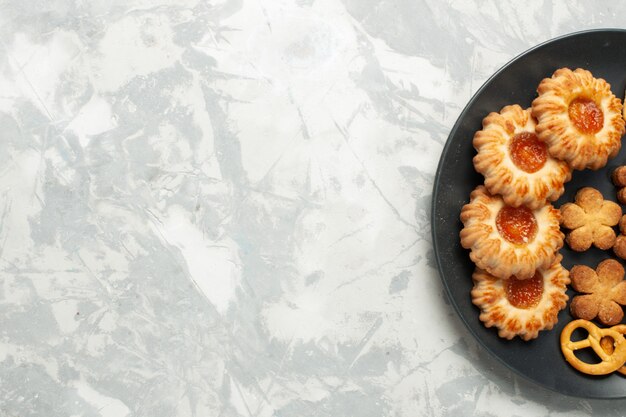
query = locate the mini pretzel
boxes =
[597,329,626,377]
[560,319,626,375]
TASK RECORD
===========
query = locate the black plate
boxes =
[432,29,626,398]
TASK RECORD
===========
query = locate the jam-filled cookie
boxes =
[532,68,625,170]
[471,255,570,341]
[460,186,563,280]
[473,105,571,209]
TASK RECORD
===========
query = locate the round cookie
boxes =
[460,185,563,280]
[532,68,625,170]
[472,255,570,341]
[473,105,571,209]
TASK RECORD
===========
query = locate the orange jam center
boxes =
[495,205,538,245]
[505,271,544,309]
[509,132,548,173]
[568,97,604,134]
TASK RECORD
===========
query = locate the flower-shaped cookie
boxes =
[472,105,571,209]
[613,215,626,260]
[570,259,626,326]
[471,254,570,341]
[612,166,626,204]
[460,185,563,280]
[532,68,625,170]
[560,187,622,251]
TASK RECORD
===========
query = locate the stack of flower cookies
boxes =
[460,68,626,341]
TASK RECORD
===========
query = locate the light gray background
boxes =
[2,0,626,416]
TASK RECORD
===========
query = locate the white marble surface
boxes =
[3,0,626,415]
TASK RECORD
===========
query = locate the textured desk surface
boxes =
[2,0,626,415]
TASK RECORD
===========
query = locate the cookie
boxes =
[560,187,622,251]
[471,255,570,341]
[460,185,563,280]
[569,259,626,326]
[612,166,626,204]
[614,215,626,260]
[532,68,625,170]
[473,105,571,209]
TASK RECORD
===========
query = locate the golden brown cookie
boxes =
[570,259,626,326]
[460,185,563,280]
[560,187,622,251]
[613,215,626,260]
[532,68,625,170]
[473,105,571,209]
[472,255,570,341]
[612,166,626,204]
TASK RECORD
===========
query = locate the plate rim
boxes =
[430,27,626,399]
